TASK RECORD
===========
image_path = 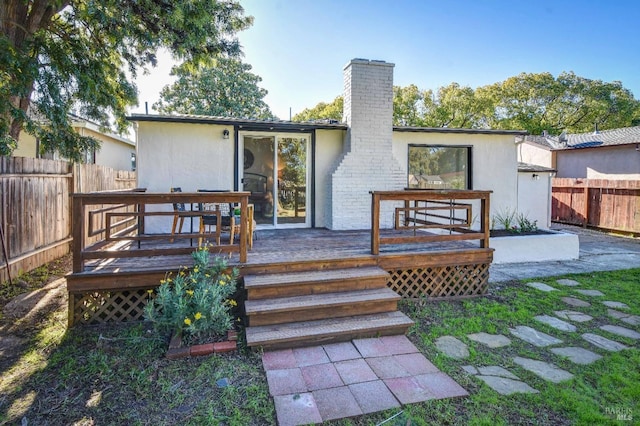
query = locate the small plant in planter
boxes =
[144,246,239,347]
[491,208,538,235]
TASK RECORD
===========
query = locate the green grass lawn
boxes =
[1,267,638,425]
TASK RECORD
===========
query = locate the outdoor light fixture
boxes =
[222,129,230,139]
[532,173,540,180]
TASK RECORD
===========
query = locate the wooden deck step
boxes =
[245,311,414,350]
[244,267,389,299]
[245,287,400,326]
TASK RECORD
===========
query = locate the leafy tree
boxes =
[296,73,640,134]
[292,96,343,122]
[481,72,640,134]
[1,0,252,160]
[154,58,274,119]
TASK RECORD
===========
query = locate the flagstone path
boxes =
[434,279,638,396]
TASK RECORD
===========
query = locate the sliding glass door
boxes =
[242,134,309,228]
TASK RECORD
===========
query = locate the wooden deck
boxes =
[67,190,493,327]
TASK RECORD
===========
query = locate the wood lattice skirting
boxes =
[387,263,490,299]
[69,289,152,325]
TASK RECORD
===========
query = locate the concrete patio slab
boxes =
[293,346,330,367]
[266,368,308,396]
[413,372,469,399]
[313,386,362,421]
[353,337,394,358]
[384,376,435,404]
[394,353,440,375]
[366,356,410,379]
[300,363,344,391]
[273,393,322,426]
[322,342,361,362]
[334,358,378,384]
[380,335,420,355]
[349,380,401,414]
[262,348,297,371]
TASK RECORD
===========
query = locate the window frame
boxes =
[407,144,473,190]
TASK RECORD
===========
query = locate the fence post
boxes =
[371,192,380,255]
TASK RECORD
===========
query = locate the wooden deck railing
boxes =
[370,189,492,254]
[72,191,250,273]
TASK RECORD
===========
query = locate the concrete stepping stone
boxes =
[556,279,581,287]
[575,289,604,297]
[463,365,538,395]
[600,325,640,340]
[582,333,628,352]
[435,336,469,360]
[550,347,603,365]
[602,301,629,309]
[466,332,511,348]
[534,315,577,332]
[509,326,563,347]
[607,309,640,326]
[526,282,557,292]
[513,357,574,383]
[562,297,591,307]
[554,310,593,323]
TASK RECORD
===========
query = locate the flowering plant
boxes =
[144,246,239,344]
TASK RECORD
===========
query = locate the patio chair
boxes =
[170,187,189,242]
[197,189,236,246]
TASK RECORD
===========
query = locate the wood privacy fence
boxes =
[551,178,640,234]
[0,156,136,283]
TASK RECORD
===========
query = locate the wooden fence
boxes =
[0,156,136,283]
[551,178,640,234]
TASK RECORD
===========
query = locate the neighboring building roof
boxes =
[127,113,349,131]
[525,126,640,151]
[517,162,556,173]
[70,114,135,147]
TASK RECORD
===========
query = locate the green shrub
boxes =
[144,246,239,344]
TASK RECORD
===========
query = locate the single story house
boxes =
[130,59,534,232]
[15,114,137,171]
[519,126,640,180]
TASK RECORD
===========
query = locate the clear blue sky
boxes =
[133,0,640,121]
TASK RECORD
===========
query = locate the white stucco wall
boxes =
[517,142,553,168]
[556,145,640,179]
[136,121,234,233]
[86,128,136,170]
[517,171,553,229]
[137,121,234,192]
[392,131,519,226]
[315,129,345,228]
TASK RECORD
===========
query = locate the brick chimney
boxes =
[328,59,405,230]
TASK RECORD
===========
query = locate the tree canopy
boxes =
[1,0,252,160]
[295,72,640,134]
[154,58,274,119]
[292,96,343,122]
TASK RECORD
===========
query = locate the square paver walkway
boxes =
[262,336,468,425]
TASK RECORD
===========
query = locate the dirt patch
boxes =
[0,254,71,373]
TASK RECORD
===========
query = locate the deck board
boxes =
[80,228,478,274]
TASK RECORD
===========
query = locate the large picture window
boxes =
[408,145,471,189]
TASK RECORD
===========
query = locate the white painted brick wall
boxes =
[329,59,405,230]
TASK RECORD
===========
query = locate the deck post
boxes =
[239,194,248,263]
[480,193,490,248]
[72,195,84,273]
[371,192,380,254]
